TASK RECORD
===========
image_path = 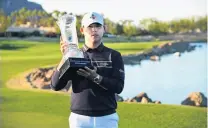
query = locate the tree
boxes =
[115,23,124,35]
[196,16,207,32]
[19,7,27,15]
[178,19,193,33]
[169,20,180,33]
[149,21,169,35]
[51,10,61,19]
[123,20,137,37]
[76,14,83,38]
[104,18,117,35]
[4,8,207,37]
[139,18,157,30]
[0,10,11,33]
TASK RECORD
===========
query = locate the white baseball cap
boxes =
[81,12,104,27]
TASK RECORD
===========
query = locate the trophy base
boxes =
[59,57,93,81]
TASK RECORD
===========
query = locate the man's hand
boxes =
[77,66,102,84]
[77,66,98,80]
[77,67,107,90]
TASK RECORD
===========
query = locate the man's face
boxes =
[81,23,105,44]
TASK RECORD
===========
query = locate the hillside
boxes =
[1,0,44,15]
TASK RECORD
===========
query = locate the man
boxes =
[51,12,125,128]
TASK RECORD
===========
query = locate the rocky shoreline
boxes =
[26,67,208,107]
[24,41,207,107]
[122,41,197,65]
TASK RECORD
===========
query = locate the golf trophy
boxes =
[54,13,92,80]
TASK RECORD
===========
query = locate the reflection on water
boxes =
[120,43,207,105]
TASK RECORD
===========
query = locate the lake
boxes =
[120,42,207,105]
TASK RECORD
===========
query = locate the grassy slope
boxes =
[0,40,207,128]
[1,88,206,128]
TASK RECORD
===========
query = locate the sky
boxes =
[29,0,207,24]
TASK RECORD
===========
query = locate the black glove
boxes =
[77,66,102,84]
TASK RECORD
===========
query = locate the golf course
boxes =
[0,39,207,128]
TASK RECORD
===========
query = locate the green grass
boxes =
[1,88,70,128]
[1,88,206,128]
[0,40,207,128]
[118,103,206,128]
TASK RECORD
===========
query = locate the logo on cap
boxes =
[90,14,96,19]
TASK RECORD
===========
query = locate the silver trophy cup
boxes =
[53,13,92,80]
[56,13,84,60]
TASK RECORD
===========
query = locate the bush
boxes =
[32,31,41,37]
[18,31,29,38]
[0,32,5,37]
[43,32,57,38]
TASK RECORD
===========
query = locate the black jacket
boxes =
[51,43,125,116]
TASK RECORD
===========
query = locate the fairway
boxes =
[0,40,207,128]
